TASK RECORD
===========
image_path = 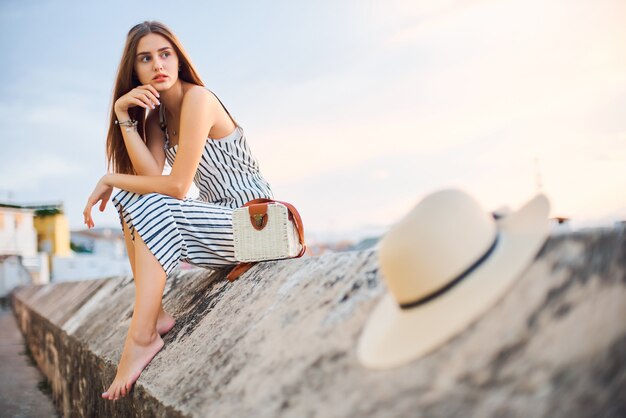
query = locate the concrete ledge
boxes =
[11,228,626,417]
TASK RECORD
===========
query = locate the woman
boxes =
[83,21,274,401]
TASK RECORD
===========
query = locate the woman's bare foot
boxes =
[101,331,164,400]
[156,309,175,336]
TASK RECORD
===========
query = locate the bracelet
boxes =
[115,118,138,132]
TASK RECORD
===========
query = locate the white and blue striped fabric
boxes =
[112,90,273,276]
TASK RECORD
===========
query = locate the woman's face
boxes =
[134,33,179,90]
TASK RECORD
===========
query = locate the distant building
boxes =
[347,237,381,252]
[550,216,572,235]
[32,203,71,257]
[71,227,126,258]
[54,227,132,282]
[305,239,362,256]
[0,202,50,297]
[0,203,37,257]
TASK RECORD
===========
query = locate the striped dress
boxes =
[111,88,274,276]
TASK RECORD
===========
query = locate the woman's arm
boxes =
[84,87,215,228]
[115,109,165,176]
[104,87,216,199]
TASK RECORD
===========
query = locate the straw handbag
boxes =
[226,198,306,281]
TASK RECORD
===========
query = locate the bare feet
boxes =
[101,332,164,400]
[156,310,176,336]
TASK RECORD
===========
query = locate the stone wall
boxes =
[10,227,626,417]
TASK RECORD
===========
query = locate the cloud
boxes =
[384,0,483,46]
[3,0,625,236]
[246,0,626,188]
[0,153,82,190]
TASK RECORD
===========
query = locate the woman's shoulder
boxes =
[182,84,222,111]
[183,83,211,99]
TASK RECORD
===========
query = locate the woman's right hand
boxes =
[114,84,161,115]
[83,175,113,229]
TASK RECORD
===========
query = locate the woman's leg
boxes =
[122,218,175,335]
[102,229,167,400]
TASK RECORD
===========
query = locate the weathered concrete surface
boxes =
[10,227,626,418]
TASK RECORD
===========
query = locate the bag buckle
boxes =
[253,214,266,228]
[250,206,269,230]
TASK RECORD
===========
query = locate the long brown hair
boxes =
[106,21,205,175]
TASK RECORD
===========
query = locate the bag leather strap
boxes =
[226,198,307,282]
[226,262,257,281]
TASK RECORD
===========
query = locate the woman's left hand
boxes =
[83,175,113,229]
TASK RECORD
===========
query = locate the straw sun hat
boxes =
[357,188,551,369]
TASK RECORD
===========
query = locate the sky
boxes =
[1,0,625,243]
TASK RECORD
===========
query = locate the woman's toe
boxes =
[104,385,114,400]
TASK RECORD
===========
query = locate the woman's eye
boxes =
[140,52,169,63]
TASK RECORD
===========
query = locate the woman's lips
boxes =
[153,76,168,82]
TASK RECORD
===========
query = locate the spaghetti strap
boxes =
[159,86,243,143]
[205,87,241,131]
[158,103,171,149]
